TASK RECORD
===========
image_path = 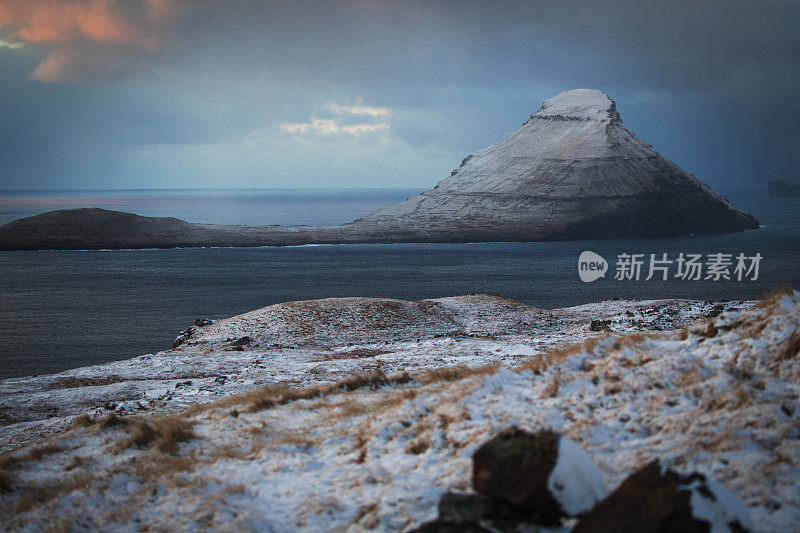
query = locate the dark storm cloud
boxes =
[0,0,797,189]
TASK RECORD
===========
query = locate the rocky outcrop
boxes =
[472,427,607,522]
[0,89,758,250]
[574,461,752,533]
[418,429,752,533]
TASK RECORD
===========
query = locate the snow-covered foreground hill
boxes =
[0,291,798,531]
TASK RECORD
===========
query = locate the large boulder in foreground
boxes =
[574,461,752,533]
[472,427,608,522]
[352,89,758,241]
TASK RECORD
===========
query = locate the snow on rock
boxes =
[471,426,607,521]
[548,435,608,516]
[685,475,754,533]
[538,88,618,120]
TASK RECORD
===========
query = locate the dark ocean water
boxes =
[0,189,798,379]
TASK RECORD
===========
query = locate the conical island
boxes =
[0,89,758,250]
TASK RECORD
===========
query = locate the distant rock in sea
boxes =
[768,180,800,197]
[0,89,758,250]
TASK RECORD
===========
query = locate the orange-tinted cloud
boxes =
[0,0,179,81]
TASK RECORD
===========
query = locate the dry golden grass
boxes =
[117,415,196,454]
[756,286,796,309]
[123,455,195,487]
[70,414,94,428]
[778,328,800,360]
[611,332,656,348]
[703,321,719,338]
[0,443,66,484]
[519,337,605,374]
[98,413,128,429]
[64,455,86,472]
[274,431,316,448]
[419,364,498,384]
[406,437,430,455]
[0,454,25,472]
[26,444,65,463]
[0,471,94,517]
[243,370,412,413]
[543,374,561,398]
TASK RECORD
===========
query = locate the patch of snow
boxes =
[547,436,608,516]
[684,477,754,533]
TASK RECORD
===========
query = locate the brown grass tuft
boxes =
[757,286,796,309]
[71,414,94,428]
[543,374,561,398]
[407,438,430,455]
[778,328,800,360]
[127,420,158,449]
[520,337,606,375]
[119,415,195,454]
[0,443,65,476]
[1,472,93,517]
[420,365,498,384]
[154,417,196,453]
[246,370,413,413]
[98,413,128,429]
[64,455,86,472]
[25,444,65,462]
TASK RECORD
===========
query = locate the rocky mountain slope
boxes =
[0,89,758,250]
[1,290,798,531]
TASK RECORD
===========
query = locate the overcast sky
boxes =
[0,0,798,190]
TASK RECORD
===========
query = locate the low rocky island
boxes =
[768,180,800,197]
[0,89,758,250]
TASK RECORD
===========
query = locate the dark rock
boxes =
[410,492,542,532]
[172,326,197,348]
[472,427,607,522]
[194,318,215,327]
[233,336,251,347]
[589,320,612,331]
[574,461,752,533]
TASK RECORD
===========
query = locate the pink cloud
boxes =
[0,0,180,81]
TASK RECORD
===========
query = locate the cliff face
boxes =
[350,89,759,241]
[0,89,759,250]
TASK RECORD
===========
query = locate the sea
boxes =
[1,188,798,379]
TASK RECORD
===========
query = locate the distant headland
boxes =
[768,180,800,198]
[0,90,758,251]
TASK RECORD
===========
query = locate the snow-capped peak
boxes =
[537,89,619,121]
